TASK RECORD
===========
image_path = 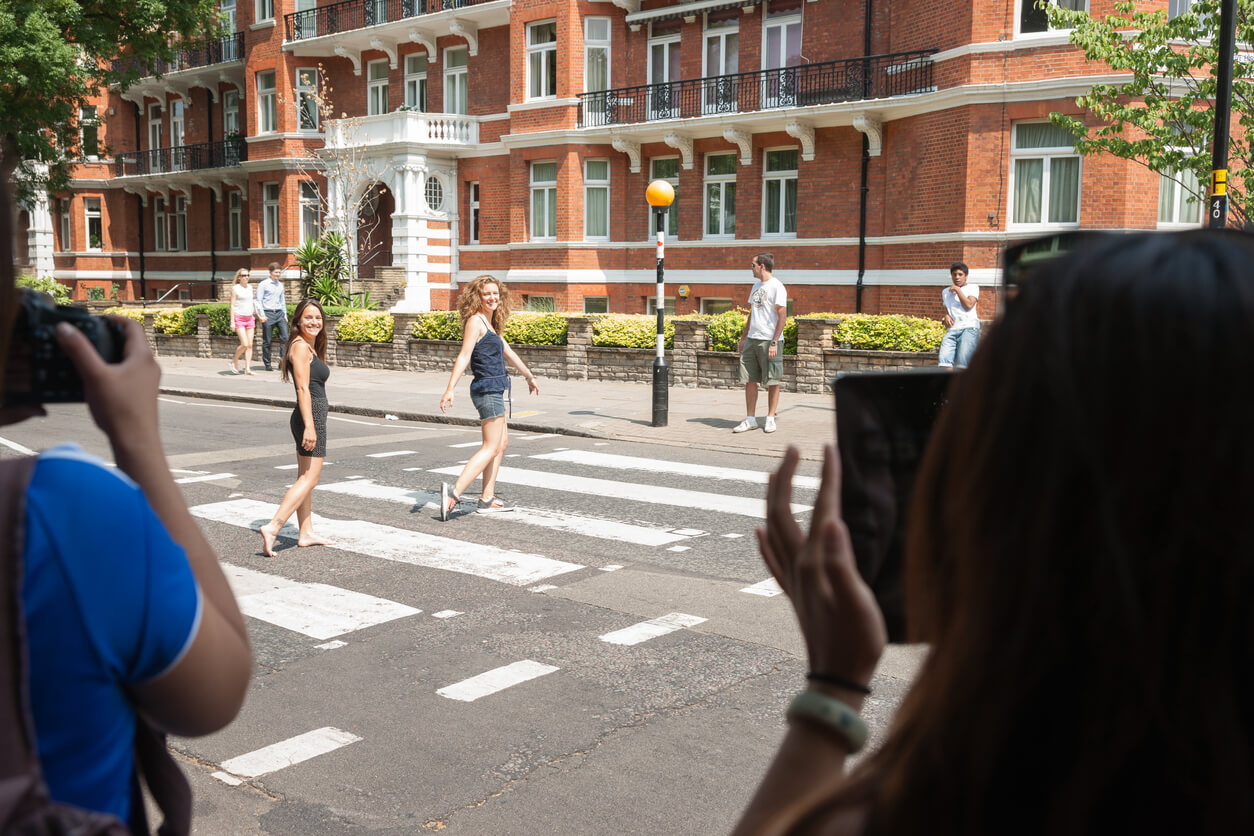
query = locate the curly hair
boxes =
[456,274,511,334]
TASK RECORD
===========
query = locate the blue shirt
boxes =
[256,276,286,312]
[22,445,201,821]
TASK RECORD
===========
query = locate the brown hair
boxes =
[456,274,511,334]
[268,261,281,273]
[754,252,774,273]
[795,230,1254,835]
[280,298,328,382]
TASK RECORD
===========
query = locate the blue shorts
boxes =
[470,390,506,420]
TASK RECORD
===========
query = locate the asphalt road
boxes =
[6,396,925,835]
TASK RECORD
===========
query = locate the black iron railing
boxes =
[115,138,247,177]
[286,0,493,41]
[112,33,245,78]
[578,50,936,128]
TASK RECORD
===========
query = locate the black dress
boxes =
[290,354,330,458]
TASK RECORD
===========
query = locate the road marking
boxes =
[671,528,706,536]
[666,546,690,552]
[740,578,783,597]
[215,727,362,781]
[599,613,708,646]
[275,464,298,470]
[221,564,420,640]
[448,441,482,448]
[600,565,624,572]
[170,468,208,475]
[316,640,347,650]
[0,436,35,456]
[530,449,821,489]
[529,584,557,592]
[316,479,694,546]
[427,466,810,518]
[432,610,463,619]
[366,450,416,458]
[437,660,559,702]
[192,499,584,586]
[174,472,236,484]
[723,533,745,539]
[514,433,558,441]
[158,397,185,404]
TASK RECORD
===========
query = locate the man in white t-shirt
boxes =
[734,253,787,434]
[938,261,980,369]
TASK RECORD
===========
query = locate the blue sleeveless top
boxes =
[469,314,509,395]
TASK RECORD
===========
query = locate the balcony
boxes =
[113,34,246,108]
[578,50,936,128]
[326,110,478,149]
[285,0,501,41]
[115,138,246,177]
[112,33,245,78]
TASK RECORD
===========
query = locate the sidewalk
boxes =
[156,356,836,461]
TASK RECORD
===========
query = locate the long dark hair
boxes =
[280,298,327,382]
[813,231,1254,834]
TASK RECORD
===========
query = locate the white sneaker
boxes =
[764,416,777,433]
[733,417,758,433]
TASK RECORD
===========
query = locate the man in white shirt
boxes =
[734,253,787,434]
[938,261,980,369]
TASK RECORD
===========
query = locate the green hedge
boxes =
[410,311,461,341]
[102,306,146,323]
[17,275,72,305]
[834,314,944,352]
[593,314,675,350]
[337,310,394,343]
[409,311,568,345]
[704,309,799,355]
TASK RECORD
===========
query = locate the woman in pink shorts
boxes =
[229,267,258,374]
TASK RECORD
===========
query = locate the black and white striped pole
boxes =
[1209,0,1237,228]
[646,179,675,427]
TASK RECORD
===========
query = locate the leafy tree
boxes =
[0,0,220,197]
[1047,0,1254,225]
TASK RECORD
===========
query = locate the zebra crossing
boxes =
[186,437,812,790]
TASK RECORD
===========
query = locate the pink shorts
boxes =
[233,314,255,330]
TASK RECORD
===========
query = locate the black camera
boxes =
[3,288,126,407]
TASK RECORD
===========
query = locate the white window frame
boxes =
[1008,121,1082,229]
[704,152,737,239]
[650,157,680,239]
[147,103,162,151]
[255,0,274,22]
[228,191,243,250]
[469,181,480,243]
[169,100,185,170]
[1157,159,1205,229]
[584,17,611,93]
[646,297,676,316]
[404,54,428,110]
[300,181,321,244]
[527,20,558,101]
[701,14,739,114]
[367,60,389,115]
[223,90,239,137]
[1168,0,1195,19]
[701,297,734,315]
[444,47,468,114]
[296,67,319,130]
[263,182,280,246]
[762,147,798,237]
[583,295,608,314]
[58,199,71,251]
[1016,0,1087,38]
[584,158,610,241]
[530,161,557,242]
[647,27,682,121]
[257,70,277,133]
[524,294,556,312]
[85,198,103,251]
[80,106,99,159]
[170,196,187,251]
[153,198,166,252]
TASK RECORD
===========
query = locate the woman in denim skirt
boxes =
[438,275,539,520]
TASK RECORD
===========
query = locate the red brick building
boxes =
[17,0,1204,318]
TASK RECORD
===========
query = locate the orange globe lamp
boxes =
[646,180,674,427]
[646,178,675,208]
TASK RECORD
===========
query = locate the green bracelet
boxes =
[786,690,868,753]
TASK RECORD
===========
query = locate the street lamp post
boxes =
[646,179,675,427]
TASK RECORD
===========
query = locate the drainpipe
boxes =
[207,87,217,294]
[854,0,873,313]
[134,103,146,301]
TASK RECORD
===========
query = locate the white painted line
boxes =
[220,564,420,640]
[316,640,347,650]
[432,610,463,619]
[328,415,433,428]
[506,454,520,458]
[740,578,783,597]
[529,584,557,592]
[158,397,186,405]
[426,466,810,518]
[218,727,362,779]
[0,436,35,456]
[193,499,584,586]
[229,492,244,498]
[346,475,363,480]
[211,771,243,786]
[437,660,559,702]
[275,464,298,470]
[316,479,694,547]
[531,449,822,490]
[170,468,208,475]
[174,472,236,484]
[448,441,482,448]
[513,433,558,441]
[671,528,706,537]
[666,546,690,552]
[594,442,609,446]
[599,613,708,646]
[600,564,624,572]
[723,533,745,539]
[367,450,416,458]
[403,467,422,471]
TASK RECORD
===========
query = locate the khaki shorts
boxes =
[739,338,783,386]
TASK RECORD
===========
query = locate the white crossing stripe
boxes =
[0,436,35,456]
[316,640,347,650]
[315,479,694,546]
[529,584,557,593]
[531,449,822,490]
[437,660,560,702]
[448,441,483,448]
[599,613,708,646]
[740,578,783,597]
[216,727,362,780]
[192,499,583,586]
[427,466,810,518]
[513,433,558,441]
[221,564,420,640]
[367,450,416,458]
[174,472,236,484]
[432,610,463,619]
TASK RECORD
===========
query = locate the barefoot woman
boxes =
[439,274,539,519]
[261,299,333,555]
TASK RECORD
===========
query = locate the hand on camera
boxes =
[757,445,887,688]
[55,317,160,446]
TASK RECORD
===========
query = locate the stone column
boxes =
[142,313,157,354]
[671,319,706,388]
[392,313,418,372]
[564,316,594,380]
[196,313,211,359]
[796,317,841,394]
[324,315,340,366]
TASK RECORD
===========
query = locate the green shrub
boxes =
[410,311,461,341]
[151,304,235,336]
[152,308,192,335]
[102,306,145,323]
[17,275,71,305]
[834,314,944,352]
[705,309,798,355]
[503,312,567,346]
[592,315,674,350]
[337,310,395,343]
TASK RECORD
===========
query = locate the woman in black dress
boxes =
[261,299,333,556]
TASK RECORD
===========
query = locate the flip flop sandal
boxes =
[440,482,460,521]
[476,496,514,513]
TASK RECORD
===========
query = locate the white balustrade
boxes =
[326,110,478,148]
